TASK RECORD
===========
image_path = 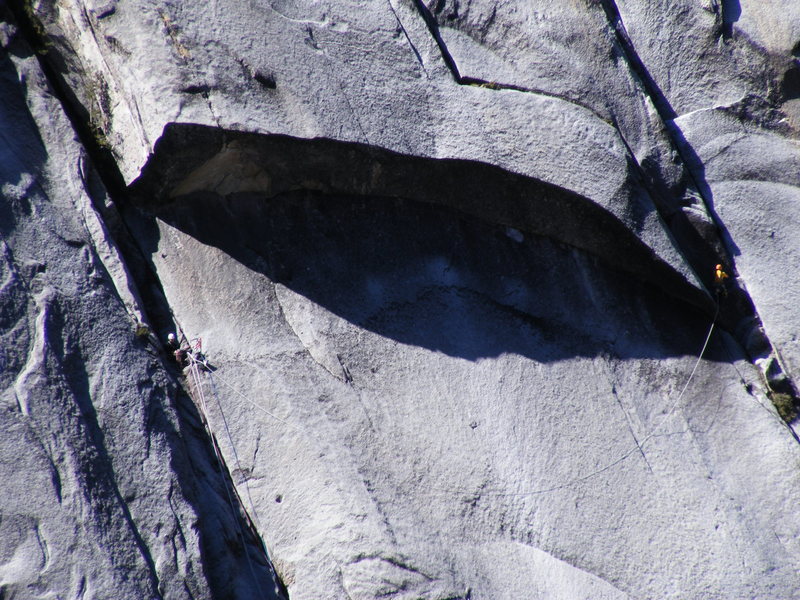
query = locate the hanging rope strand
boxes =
[210,367,297,430]
[442,310,719,498]
[180,307,718,506]
[207,370,274,548]
[186,358,267,598]
[634,310,718,453]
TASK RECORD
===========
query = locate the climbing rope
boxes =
[181,308,718,504]
[206,370,265,530]
[185,356,269,598]
[187,354,284,597]
[209,367,296,430]
[206,368,280,556]
[450,307,720,499]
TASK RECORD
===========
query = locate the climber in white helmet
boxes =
[166,332,178,350]
[166,332,188,367]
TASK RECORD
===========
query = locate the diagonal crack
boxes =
[386,0,429,77]
[272,283,349,383]
[408,0,798,412]
[598,0,799,408]
[408,0,611,122]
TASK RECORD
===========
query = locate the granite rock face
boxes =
[610,0,800,400]
[3,0,800,599]
[0,15,281,600]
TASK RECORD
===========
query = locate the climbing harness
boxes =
[714,264,729,298]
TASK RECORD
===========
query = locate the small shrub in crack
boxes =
[769,391,797,423]
[21,0,52,54]
[85,76,111,149]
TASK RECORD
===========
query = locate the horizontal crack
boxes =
[409,0,610,122]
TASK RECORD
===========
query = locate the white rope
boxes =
[634,315,717,451]
[207,371,272,533]
[206,371,265,530]
[444,313,719,498]
[181,310,717,504]
[209,368,296,430]
[185,359,267,597]
[188,355,284,597]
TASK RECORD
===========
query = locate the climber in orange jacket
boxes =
[714,263,729,297]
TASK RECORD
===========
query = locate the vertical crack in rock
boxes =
[597,0,799,406]
[601,356,654,474]
[154,5,222,129]
[273,283,348,382]
[3,3,288,596]
[7,1,800,597]
[409,0,462,80]
[385,0,429,77]
[184,369,288,599]
[409,0,797,410]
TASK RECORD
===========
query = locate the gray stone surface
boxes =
[0,16,280,600]
[609,0,800,382]
[615,0,799,117]
[675,109,800,384]
[134,189,800,599]
[413,0,671,179]
[3,0,800,599]
[35,0,705,300]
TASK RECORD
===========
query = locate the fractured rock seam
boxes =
[4,3,288,594]
[411,0,800,408]
[409,0,798,411]
[409,0,610,122]
[597,0,800,406]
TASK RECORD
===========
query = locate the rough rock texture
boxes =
[130,184,800,599]
[609,0,800,384]
[3,0,800,598]
[29,0,706,298]
[0,14,281,600]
